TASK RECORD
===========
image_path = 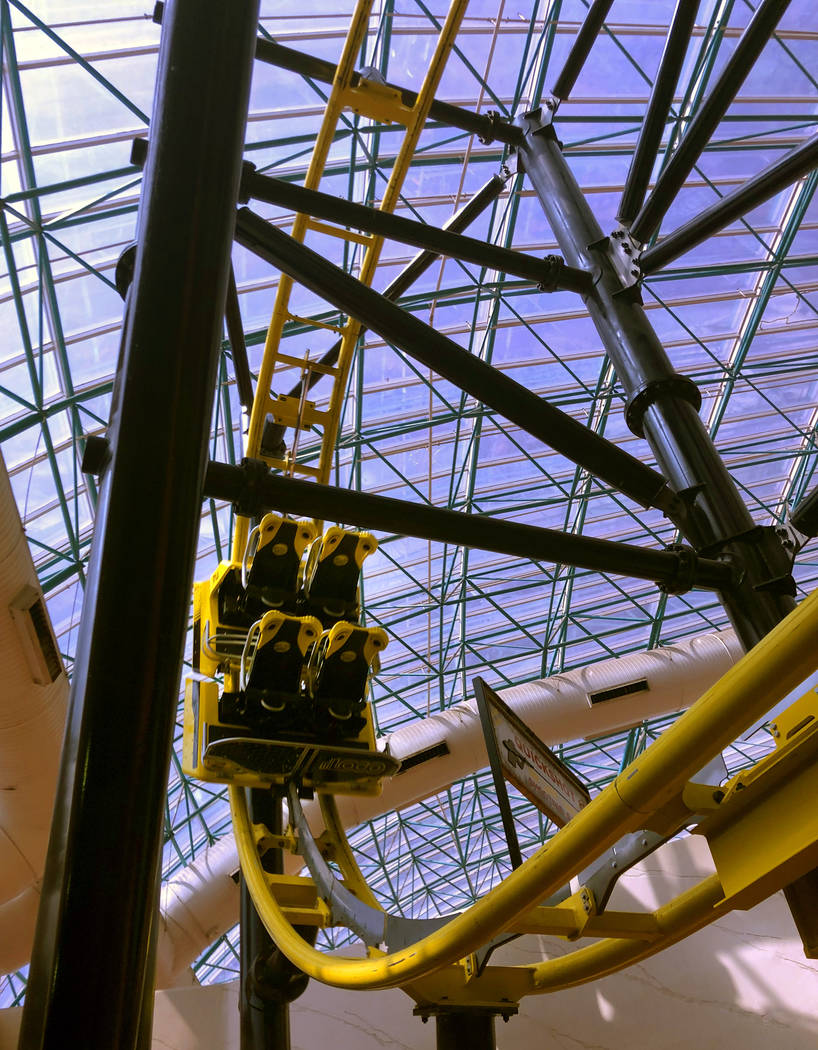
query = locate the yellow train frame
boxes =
[183,677,399,796]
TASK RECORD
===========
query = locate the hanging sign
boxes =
[475,676,590,834]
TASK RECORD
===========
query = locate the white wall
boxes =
[3,837,817,1050]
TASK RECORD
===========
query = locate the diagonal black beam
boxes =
[225,263,254,412]
[234,206,677,516]
[515,113,798,646]
[204,459,732,592]
[264,173,507,455]
[254,36,522,146]
[551,0,614,101]
[380,174,508,299]
[241,167,592,294]
[630,0,792,244]
[617,0,699,227]
[641,132,818,273]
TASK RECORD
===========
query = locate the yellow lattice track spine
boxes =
[232,0,469,561]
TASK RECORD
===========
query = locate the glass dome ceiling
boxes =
[2,0,818,1004]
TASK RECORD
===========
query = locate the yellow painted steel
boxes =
[700,689,818,909]
[231,0,375,561]
[232,584,818,991]
[312,0,468,498]
[404,963,536,1012]
[318,792,382,911]
[528,874,729,993]
[222,0,818,1007]
[264,874,332,929]
[305,219,374,247]
[506,901,659,941]
[232,0,468,561]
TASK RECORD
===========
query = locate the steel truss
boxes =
[4,2,818,1048]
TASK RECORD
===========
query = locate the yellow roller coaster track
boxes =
[232,583,818,1001]
[226,0,818,1015]
[232,0,469,562]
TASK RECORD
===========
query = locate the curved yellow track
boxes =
[226,0,818,1005]
[231,582,818,992]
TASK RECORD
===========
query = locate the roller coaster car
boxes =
[192,516,317,677]
[193,561,253,677]
[183,673,400,795]
[244,514,317,616]
[300,528,377,625]
[307,620,388,731]
[218,610,322,734]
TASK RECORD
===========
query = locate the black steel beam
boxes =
[254,36,522,147]
[383,173,508,298]
[617,0,698,226]
[241,168,591,294]
[515,113,797,646]
[204,459,733,592]
[234,206,677,515]
[630,0,792,244]
[17,2,260,1049]
[240,790,312,1050]
[264,173,507,453]
[436,1011,496,1050]
[226,263,255,412]
[551,0,614,101]
[641,132,818,273]
[791,482,818,539]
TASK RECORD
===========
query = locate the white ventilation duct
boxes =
[154,836,240,988]
[155,625,743,985]
[0,453,747,983]
[0,450,69,975]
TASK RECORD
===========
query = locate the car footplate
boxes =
[203,728,400,794]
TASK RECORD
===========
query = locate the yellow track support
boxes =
[318,792,382,912]
[232,0,469,561]
[232,584,818,992]
[527,874,728,993]
[223,0,818,1010]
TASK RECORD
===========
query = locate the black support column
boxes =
[515,113,797,648]
[517,108,818,957]
[17,2,260,1048]
[436,1011,497,1050]
[240,790,313,1050]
